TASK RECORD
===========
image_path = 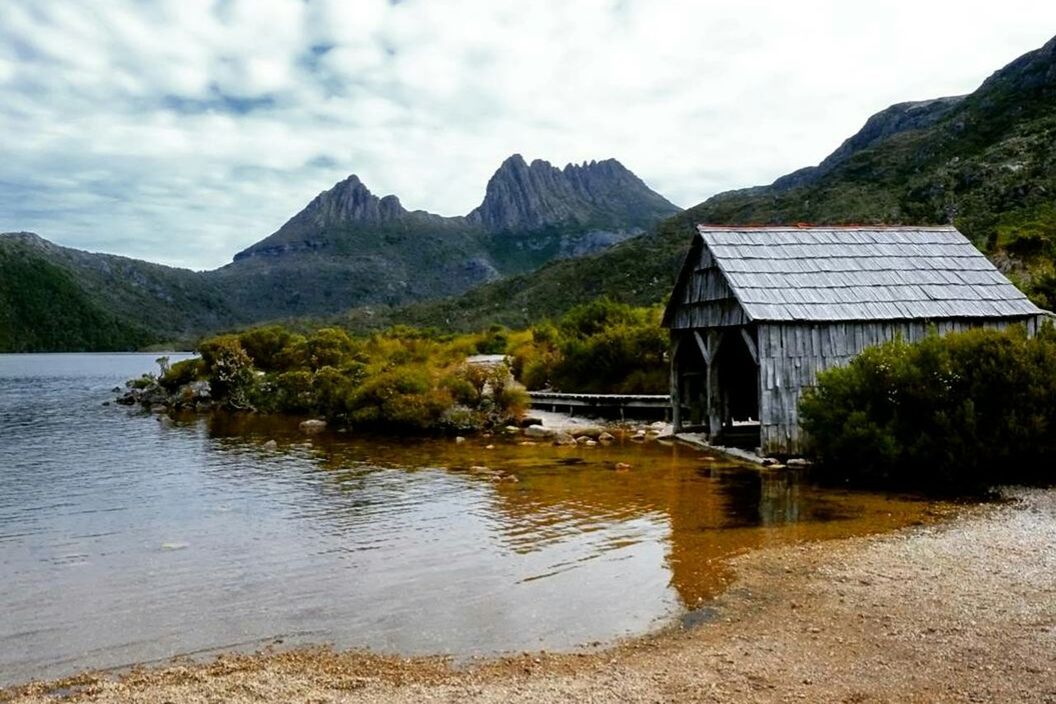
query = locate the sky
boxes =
[2,1,1055,270]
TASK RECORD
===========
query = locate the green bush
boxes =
[509,299,667,393]
[347,365,447,430]
[270,370,315,414]
[474,325,509,354]
[238,326,295,372]
[198,335,255,409]
[800,324,1056,493]
[160,357,204,392]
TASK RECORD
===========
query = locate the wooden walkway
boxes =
[527,391,671,420]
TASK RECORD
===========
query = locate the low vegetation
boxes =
[129,299,667,432]
[800,324,1056,493]
[152,326,527,432]
[508,298,668,394]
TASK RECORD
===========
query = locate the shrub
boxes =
[347,365,444,430]
[238,326,295,371]
[507,300,667,393]
[475,325,509,354]
[800,324,1056,493]
[198,335,255,409]
[307,328,355,370]
[271,370,315,414]
[160,357,204,392]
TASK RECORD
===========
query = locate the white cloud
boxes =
[1,0,1055,269]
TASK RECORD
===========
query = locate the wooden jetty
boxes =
[527,391,671,420]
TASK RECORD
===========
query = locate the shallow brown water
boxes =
[0,354,942,686]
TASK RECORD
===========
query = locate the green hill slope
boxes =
[338,214,696,332]
[371,33,1056,330]
[0,242,158,352]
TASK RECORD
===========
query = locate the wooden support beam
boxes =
[670,332,682,432]
[693,330,711,364]
[740,327,759,366]
[707,329,724,437]
[709,329,724,359]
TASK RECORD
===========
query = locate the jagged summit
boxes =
[234,154,678,262]
[467,154,678,232]
[292,175,408,228]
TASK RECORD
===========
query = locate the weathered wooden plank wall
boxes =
[757,316,1042,455]
[668,246,749,329]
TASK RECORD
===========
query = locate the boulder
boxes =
[598,431,615,444]
[553,432,577,446]
[519,416,544,428]
[299,419,327,434]
[524,425,556,439]
[575,435,592,445]
[455,436,467,444]
[262,439,278,450]
[614,462,632,472]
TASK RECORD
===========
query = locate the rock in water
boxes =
[299,419,327,434]
[553,432,577,446]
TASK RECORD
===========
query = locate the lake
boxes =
[0,353,938,686]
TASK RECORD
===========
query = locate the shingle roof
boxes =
[697,225,1043,322]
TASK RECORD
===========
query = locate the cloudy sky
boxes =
[2,1,1055,270]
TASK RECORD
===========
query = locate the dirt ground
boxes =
[4,489,1055,704]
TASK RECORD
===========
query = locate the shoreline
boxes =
[5,489,1054,703]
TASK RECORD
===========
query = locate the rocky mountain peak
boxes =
[467,155,678,232]
[293,174,408,228]
[1,231,50,247]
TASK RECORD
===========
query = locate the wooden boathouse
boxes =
[662,225,1048,456]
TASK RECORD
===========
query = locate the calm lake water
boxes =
[0,353,939,686]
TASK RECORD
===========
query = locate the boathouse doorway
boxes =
[712,328,760,449]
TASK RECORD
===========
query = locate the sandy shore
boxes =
[4,489,1055,703]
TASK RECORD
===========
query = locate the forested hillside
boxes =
[366,33,1056,331]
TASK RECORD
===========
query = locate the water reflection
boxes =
[0,354,938,686]
[200,412,931,608]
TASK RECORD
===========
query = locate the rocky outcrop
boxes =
[467,155,679,233]
[115,377,212,412]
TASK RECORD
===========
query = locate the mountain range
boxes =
[4,33,1056,351]
[0,156,678,351]
[351,32,1056,332]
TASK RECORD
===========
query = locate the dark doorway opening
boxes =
[714,330,759,448]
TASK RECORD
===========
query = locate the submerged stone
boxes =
[299,419,327,434]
